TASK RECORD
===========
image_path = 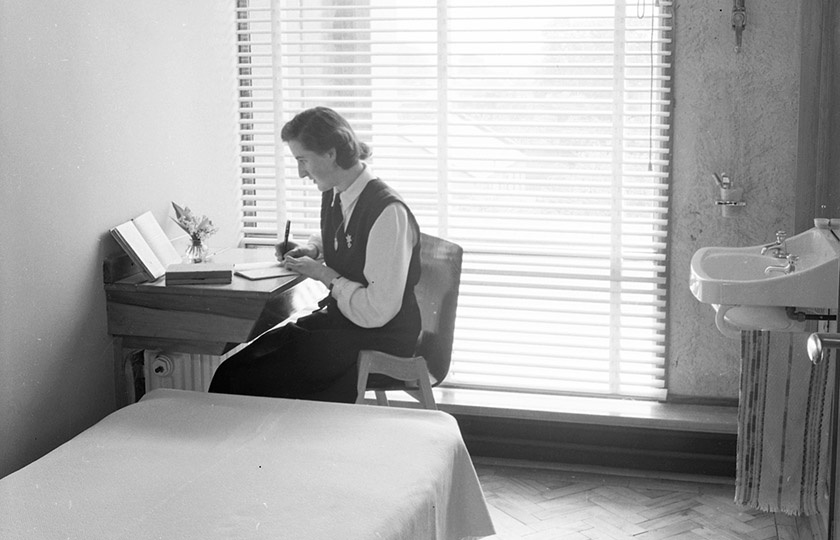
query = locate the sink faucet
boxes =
[761,230,789,258]
[764,254,799,275]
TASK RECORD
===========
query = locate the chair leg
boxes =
[414,373,437,411]
[355,357,371,404]
[375,391,390,406]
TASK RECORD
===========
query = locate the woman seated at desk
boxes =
[209,107,421,403]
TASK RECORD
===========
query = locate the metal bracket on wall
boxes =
[787,307,838,322]
[732,0,746,53]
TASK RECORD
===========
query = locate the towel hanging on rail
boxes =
[735,323,835,515]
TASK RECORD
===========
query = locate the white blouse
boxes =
[308,166,417,329]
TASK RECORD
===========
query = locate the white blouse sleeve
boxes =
[329,203,416,328]
[307,231,324,260]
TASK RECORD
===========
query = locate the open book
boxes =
[110,211,182,281]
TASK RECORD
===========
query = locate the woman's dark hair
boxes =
[280,107,371,169]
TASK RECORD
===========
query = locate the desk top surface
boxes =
[105,248,304,299]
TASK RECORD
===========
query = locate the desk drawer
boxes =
[107,302,255,346]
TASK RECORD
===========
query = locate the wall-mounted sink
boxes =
[690,225,840,337]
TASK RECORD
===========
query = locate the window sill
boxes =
[376,387,738,435]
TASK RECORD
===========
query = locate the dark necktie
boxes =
[332,195,344,252]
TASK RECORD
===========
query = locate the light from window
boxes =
[235,0,673,400]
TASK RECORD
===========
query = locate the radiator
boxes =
[143,350,223,393]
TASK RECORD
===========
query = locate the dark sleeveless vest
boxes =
[320,178,421,342]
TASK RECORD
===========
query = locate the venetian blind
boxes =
[235,0,673,399]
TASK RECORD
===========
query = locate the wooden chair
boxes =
[355,233,463,410]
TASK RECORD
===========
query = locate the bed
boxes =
[0,389,495,540]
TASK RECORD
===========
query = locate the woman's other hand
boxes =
[283,255,333,283]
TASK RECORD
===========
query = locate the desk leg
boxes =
[113,337,132,409]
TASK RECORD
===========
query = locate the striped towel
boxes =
[735,325,834,515]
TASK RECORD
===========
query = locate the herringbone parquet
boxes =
[474,460,805,540]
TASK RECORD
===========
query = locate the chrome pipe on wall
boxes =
[810,333,840,363]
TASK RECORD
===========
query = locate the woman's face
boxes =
[288,139,338,192]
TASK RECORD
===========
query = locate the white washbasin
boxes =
[691,227,840,309]
[690,226,840,337]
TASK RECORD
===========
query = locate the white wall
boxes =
[0,1,239,478]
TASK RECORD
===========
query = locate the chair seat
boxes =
[365,372,439,391]
[355,350,438,410]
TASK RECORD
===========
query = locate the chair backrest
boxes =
[414,233,463,385]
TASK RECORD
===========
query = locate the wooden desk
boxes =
[104,249,326,407]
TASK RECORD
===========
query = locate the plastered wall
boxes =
[667,0,802,399]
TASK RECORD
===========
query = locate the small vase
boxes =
[184,237,208,263]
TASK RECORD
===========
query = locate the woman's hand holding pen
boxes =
[275,241,323,263]
[275,240,312,260]
[275,241,338,286]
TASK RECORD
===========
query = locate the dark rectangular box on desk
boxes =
[165,263,233,286]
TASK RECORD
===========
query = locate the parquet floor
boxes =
[473,459,811,540]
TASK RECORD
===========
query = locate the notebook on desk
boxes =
[234,261,298,281]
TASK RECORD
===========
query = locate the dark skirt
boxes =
[208,307,418,403]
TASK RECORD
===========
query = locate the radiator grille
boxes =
[143,351,223,393]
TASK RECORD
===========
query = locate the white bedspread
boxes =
[1,389,494,540]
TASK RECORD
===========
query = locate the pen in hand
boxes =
[282,220,291,257]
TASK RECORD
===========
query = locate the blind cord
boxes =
[638,0,656,172]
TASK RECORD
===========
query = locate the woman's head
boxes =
[280,107,371,170]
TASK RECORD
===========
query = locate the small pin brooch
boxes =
[345,234,353,249]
